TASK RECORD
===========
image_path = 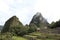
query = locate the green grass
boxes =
[25,32,60,40]
[12,36,27,40]
[1,31,60,40]
[12,32,60,40]
[24,35,37,37]
[29,32,42,36]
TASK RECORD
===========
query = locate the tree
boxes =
[28,23,37,33]
[0,32,13,40]
[50,20,60,28]
[49,21,55,28]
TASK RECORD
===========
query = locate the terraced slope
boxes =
[23,32,60,40]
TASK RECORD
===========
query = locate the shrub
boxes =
[0,32,13,40]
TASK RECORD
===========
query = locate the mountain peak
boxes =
[1,16,23,33]
[9,16,18,20]
[34,12,42,18]
[35,12,41,16]
[30,12,48,28]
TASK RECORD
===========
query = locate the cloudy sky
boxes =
[0,0,60,25]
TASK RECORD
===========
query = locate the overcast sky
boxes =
[0,0,60,25]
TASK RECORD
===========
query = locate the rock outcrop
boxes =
[1,16,23,33]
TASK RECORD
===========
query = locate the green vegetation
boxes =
[23,32,60,40]
[12,36,27,40]
[10,32,60,40]
[1,16,29,36]
[1,32,60,40]
[50,20,60,28]
[1,16,23,33]
[28,23,37,33]
[0,32,12,40]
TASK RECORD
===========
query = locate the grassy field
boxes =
[12,32,60,40]
[12,36,27,40]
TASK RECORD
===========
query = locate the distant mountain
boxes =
[30,12,49,29]
[0,25,3,32]
[1,16,23,33]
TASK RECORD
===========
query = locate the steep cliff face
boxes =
[30,12,49,29]
[1,16,23,33]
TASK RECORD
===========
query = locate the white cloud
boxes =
[16,0,23,3]
[0,0,36,25]
[0,0,60,25]
[0,0,9,13]
[34,0,60,23]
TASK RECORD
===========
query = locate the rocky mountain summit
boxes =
[30,12,49,29]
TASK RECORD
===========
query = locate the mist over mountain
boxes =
[30,12,49,29]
